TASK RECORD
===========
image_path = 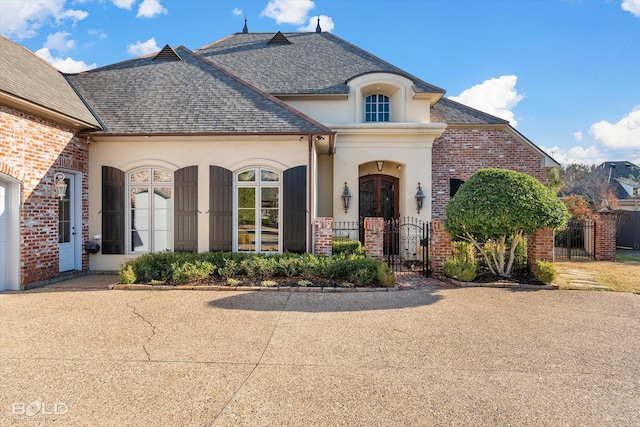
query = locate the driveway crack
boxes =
[126,295,156,362]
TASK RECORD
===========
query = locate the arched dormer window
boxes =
[365,94,390,122]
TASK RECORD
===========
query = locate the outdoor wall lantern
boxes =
[341,182,352,213]
[52,172,67,200]
[376,161,384,172]
[415,182,425,214]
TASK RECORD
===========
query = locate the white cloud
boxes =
[449,75,525,128]
[260,0,315,25]
[573,131,583,141]
[136,0,167,18]
[44,31,75,52]
[622,0,640,17]
[232,8,243,16]
[126,37,160,56]
[112,0,136,10]
[589,106,640,149]
[298,15,334,32]
[35,47,96,73]
[540,144,606,166]
[0,0,88,40]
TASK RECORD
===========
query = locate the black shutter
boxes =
[209,166,232,251]
[174,166,198,252]
[102,166,125,254]
[283,166,307,253]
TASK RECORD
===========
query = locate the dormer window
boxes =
[365,94,390,122]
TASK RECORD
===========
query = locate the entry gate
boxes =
[554,221,596,260]
[384,217,430,276]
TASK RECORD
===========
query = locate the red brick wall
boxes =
[313,217,333,256]
[592,212,617,261]
[364,217,384,260]
[430,219,452,277]
[527,228,555,272]
[0,105,89,288]
[432,127,547,219]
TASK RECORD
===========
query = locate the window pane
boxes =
[131,229,148,252]
[238,170,256,182]
[131,188,149,209]
[238,188,255,208]
[260,169,279,182]
[261,188,279,208]
[130,170,149,183]
[261,220,279,252]
[238,209,255,252]
[154,230,171,252]
[153,170,172,183]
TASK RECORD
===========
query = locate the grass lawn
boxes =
[555,251,640,293]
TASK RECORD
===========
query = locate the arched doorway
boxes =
[359,174,399,221]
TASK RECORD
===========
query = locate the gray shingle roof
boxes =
[0,36,100,127]
[196,32,445,95]
[66,46,331,135]
[431,98,508,125]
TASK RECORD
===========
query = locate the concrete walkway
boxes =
[1,275,639,426]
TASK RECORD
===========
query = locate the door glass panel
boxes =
[380,180,395,220]
[238,188,256,251]
[131,188,149,252]
[260,188,279,252]
[153,188,172,252]
[58,178,71,243]
[359,179,375,218]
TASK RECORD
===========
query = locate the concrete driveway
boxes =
[1,276,639,426]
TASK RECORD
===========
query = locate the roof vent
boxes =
[153,45,182,61]
[267,31,291,45]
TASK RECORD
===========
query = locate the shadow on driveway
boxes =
[207,287,445,312]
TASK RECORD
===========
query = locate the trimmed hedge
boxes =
[119,252,395,288]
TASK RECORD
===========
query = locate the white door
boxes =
[58,175,76,272]
[0,180,9,289]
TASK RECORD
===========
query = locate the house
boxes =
[0,26,557,290]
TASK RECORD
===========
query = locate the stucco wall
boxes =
[88,135,309,271]
[432,126,548,219]
[0,105,89,288]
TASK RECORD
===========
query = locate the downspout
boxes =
[308,135,314,253]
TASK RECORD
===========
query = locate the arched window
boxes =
[365,94,390,122]
[127,167,173,253]
[235,167,281,252]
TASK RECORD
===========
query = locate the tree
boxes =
[445,168,569,277]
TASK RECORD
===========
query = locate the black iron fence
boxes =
[384,217,430,276]
[555,221,596,260]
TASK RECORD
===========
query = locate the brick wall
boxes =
[313,217,334,256]
[527,228,555,273]
[432,127,547,219]
[430,219,452,277]
[363,217,384,260]
[592,211,618,261]
[0,105,89,288]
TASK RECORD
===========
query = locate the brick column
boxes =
[527,228,555,273]
[364,217,384,260]
[314,217,333,256]
[430,219,452,277]
[593,211,618,261]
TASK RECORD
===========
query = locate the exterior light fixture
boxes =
[415,182,425,214]
[376,161,384,172]
[341,182,352,213]
[52,172,67,200]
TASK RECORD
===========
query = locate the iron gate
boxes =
[555,221,596,260]
[384,217,430,276]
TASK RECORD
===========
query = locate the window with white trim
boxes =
[127,167,172,253]
[365,94,390,122]
[235,167,280,252]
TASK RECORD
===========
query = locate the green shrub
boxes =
[534,260,557,284]
[119,264,136,284]
[452,241,475,263]
[332,239,365,256]
[171,261,215,285]
[444,258,477,282]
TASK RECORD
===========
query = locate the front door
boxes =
[359,175,399,220]
[58,175,76,272]
[0,180,9,289]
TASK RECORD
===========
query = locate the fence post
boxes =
[364,217,385,260]
[592,211,618,261]
[430,219,452,277]
[314,217,333,256]
[527,228,555,273]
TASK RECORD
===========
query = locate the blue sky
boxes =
[1,0,639,166]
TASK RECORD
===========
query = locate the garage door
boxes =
[0,180,8,290]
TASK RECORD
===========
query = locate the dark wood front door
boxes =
[359,175,399,220]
